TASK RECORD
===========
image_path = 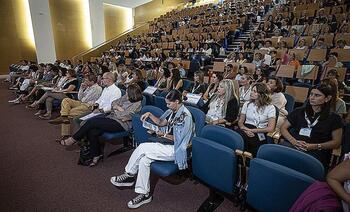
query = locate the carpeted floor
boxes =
[0,81,234,212]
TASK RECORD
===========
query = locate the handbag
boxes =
[77,142,92,166]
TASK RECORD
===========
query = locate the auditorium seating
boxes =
[246,144,325,211]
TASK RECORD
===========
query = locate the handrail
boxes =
[72,22,149,61]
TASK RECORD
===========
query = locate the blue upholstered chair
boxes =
[132,106,164,145]
[246,144,324,212]
[182,79,194,91]
[192,125,244,194]
[150,106,206,177]
[283,93,295,114]
[154,95,168,111]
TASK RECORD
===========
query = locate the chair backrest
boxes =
[283,93,296,114]
[192,125,244,194]
[285,85,310,103]
[200,125,244,150]
[182,79,194,91]
[257,145,325,179]
[187,106,206,136]
[247,145,325,212]
[141,95,146,107]
[154,95,168,111]
[132,106,164,144]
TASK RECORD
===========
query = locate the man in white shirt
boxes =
[94,72,122,113]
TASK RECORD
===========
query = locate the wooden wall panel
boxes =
[134,0,186,26]
[49,0,90,60]
[0,0,36,74]
[104,4,132,41]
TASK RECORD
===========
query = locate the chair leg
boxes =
[107,137,134,158]
[197,189,224,212]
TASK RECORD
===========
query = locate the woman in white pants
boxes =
[110,89,194,209]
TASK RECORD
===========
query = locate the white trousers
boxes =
[125,142,174,194]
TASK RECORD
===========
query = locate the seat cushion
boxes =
[151,161,179,177]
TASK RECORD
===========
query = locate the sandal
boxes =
[39,113,52,120]
[89,155,104,167]
[60,137,77,146]
[55,135,70,143]
[27,101,38,109]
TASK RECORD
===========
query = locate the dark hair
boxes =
[127,83,143,103]
[86,74,98,83]
[320,78,338,112]
[326,69,339,79]
[163,68,171,78]
[305,84,333,120]
[67,69,77,77]
[171,68,181,88]
[59,67,67,76]
[165,89,183,103]
[132,68,144,82]
[214,72,224,81]
[268,77,284,93]
[251,83,271,108]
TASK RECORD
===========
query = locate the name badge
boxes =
[257,133,266,141]
[299,128,312,137]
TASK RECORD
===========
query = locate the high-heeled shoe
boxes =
[89,155,103,167]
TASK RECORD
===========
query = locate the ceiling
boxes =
[102,0,152,8]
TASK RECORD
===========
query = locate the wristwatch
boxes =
[317,144,322,150]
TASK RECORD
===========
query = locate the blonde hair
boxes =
[211,79,238,116]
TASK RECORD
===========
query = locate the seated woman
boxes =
[166,68,183,92]
[238,73,253,106]
[237,83,277,156]
[154,68,171,92]
[266,77,288,138]
[327,158,350,211]
[252,68,267,83]
[203,79,239,126]
[321,78,347,118]
[61,84,143,166]
[126,69,147,91]
[183,71,207,96]
[280,84,343,169]
[110,90,194,209]
[29,69,78,119]
[203,72,223,101]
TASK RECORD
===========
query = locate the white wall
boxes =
[28,0,56,63]
[89,0,106,47]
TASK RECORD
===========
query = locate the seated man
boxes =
[48,74,102,124]
[49,72,121,141]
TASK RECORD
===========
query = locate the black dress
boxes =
[285,107,343,169]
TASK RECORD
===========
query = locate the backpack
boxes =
[77,143,92,166]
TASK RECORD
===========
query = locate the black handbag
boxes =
[77,143,92,166]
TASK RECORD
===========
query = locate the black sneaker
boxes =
[127,193,152,209]
[110,173,135,187]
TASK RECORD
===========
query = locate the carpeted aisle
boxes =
[0,82,234,212]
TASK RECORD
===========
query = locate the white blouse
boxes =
[241,102,276,128]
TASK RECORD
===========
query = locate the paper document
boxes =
[80,112,102,121]
[42,87,54,91]
[185,93,202,105]
[263,54,272,65]
[142,121,167,133]
[143,86,157,95]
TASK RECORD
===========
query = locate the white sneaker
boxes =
[127,193,152,209]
